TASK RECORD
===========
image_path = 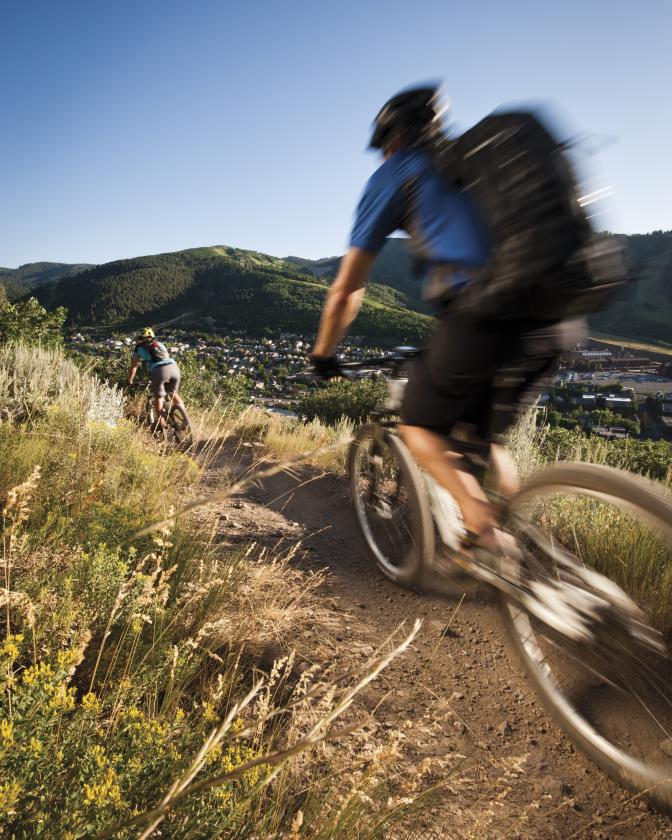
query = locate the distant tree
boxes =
[620,418,641,436]
[177,350,251,410]
[298,378,387,425]
[0,297,67,348]
[547,410,562,427]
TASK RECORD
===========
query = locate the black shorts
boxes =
[400,309,576,442]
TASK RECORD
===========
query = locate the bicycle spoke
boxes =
[505,475,672,803]
[354,436,418,572]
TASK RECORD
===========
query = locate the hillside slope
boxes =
[287,238,424,309]
[590,231,672,345]
[0,261,91,300]
[291,232,672,345]
[36,245,433,344]
[16,230,672,346]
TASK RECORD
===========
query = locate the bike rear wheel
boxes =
[501,462,672,812]
[348,424,434,586]
[146,399,193,449]
[167,402,193,448]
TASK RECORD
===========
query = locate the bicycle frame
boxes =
[342,355,643,641]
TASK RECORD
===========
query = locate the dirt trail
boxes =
[202,445,671,839]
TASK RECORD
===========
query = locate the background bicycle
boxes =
[342,348,672,813]
[127,381,193,449]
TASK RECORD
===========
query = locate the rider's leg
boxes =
[400,312,563,553]
[164,369,183,411]
[398,423,496,538]
[153,394,165,424]
[398,311,529,549]
[152,365,184,425]
[488,443,520,498]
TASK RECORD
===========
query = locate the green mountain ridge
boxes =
[0,261,92,301]
[589,231,672,345]
[293,233,672,345]
[3,231,671,345]
[286,239,425,309]
[31,244,433,345]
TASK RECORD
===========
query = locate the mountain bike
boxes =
[344,348,672,813]
[130,383,193,449]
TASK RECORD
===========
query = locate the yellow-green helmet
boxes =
[136,326,155,342]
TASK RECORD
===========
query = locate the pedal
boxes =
[429,545,472,583]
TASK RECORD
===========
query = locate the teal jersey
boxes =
[134,342,176,372]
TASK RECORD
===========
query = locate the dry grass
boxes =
[0,347,431,838]
[0,343,125,425]
[506,409,672,633]
[225,407,354,474]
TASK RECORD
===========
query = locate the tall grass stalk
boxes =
[0,345,426,838]
[507,407,672,633]
[98,620,421,839]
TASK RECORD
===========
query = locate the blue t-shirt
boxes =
[349,149,489,289]
[134,343,175,372]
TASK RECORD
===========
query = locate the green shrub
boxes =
[546,409,562,427]
[298,378,387,425]
[0,349,417,838]
[0,405,195,551]
[176,350,251,411]
[0,657,264,836]
[538,427,672,482]
[0,297,66,348]
[71,345,133,391]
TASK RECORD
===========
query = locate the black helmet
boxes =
[369,84,443,150]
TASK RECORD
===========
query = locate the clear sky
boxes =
[1,0,670,267]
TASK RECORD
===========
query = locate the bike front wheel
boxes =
[348,424,434,586]
[501,462,672,812]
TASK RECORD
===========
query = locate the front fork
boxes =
[364,425,398,520]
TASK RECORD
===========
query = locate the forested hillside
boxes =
[590,230,672,344]
[287,238,425,310]
[34,245,433,344]
[6,230,671,346]
[296,232,672,345]
[0,261,91,300]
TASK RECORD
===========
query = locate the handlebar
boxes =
[339,357,397,370]
[337,347,421,377]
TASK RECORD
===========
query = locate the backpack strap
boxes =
[399,165,481,305]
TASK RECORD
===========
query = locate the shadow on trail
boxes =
[239,459,493,607]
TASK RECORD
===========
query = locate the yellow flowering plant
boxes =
[0,346,418,839]
[0,652,271,838]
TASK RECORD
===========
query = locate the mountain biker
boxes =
[311,85,576,553]
[127,327,186,426]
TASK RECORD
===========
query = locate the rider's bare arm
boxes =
[127,355,141,385]
[312,247,375,357]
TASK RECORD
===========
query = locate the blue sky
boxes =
[1,0,670,267]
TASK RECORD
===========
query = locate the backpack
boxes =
[429,111,629,321]
[137,339,170,364]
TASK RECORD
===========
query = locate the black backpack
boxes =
[430,111,628,321]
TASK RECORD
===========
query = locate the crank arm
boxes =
[446,550,595,644]
[446,549,526,601]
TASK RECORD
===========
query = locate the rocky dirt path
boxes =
[201,445,672,839]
